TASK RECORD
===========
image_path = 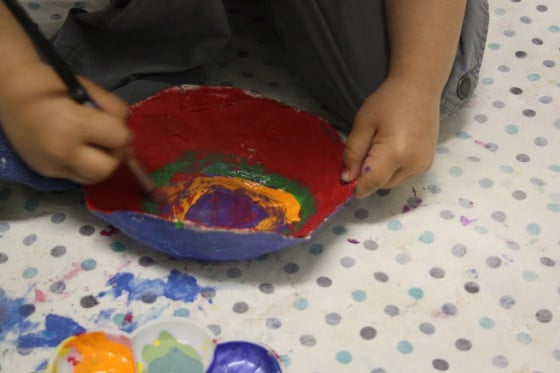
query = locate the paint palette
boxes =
[49,318,282,373]
[84,85,356,260]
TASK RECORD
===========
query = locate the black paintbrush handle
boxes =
[2,0,98,107]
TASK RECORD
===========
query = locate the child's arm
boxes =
[0,2,131,184]
[342,0,467,198]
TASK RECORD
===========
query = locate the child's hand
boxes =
[0,63,131,184]
[342,76,440,199]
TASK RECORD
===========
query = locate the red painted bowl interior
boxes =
[85,86,355,238]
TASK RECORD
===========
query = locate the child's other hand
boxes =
[342,76,440,199]
[0,63,131,184]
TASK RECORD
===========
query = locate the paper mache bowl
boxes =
[84,85,355,261]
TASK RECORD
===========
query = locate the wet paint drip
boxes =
[139,331,204,373]
[52,332,134,373]
[142,157,316,235]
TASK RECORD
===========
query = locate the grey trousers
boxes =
[270,0,489,125]
[52,0,488,124]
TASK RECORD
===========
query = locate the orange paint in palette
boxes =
[50,331,135,373]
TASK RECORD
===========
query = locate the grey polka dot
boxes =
[50,212,66,224]
[360,326,377,340]
[374,272,389,282]
[522,109,536,118]
[532,37,543,45]
[300,334,316,346]
[371,369,386,373]
[552,349,560,360]
[427,185,441,193]
[540,257,556,267]
[479,178,494,188]
[530,177,545,186]
[492,355,509,368]
[283,262,300,274]
[363,240,378,250]
[226,267,242,279]
[80,295,98,308]
[510,87,523,95]
[266,317,282,329]
[485,143,499,152]
[430,267,445,279]
[79,225,95,236]
[487,256,502,268]
[492,100,505,108]
[316,276,332,287]
[23,234,37,246]
[50,245,67,257]
[543,60,556,68]
[384,304,400,317]
[433,359,450,371]
[498,64,510,72]
[539,96,553,105]
[499,295,516,309]
[520,15,531,23]
[491,211,507,222]
[464,282,480,294]
[233,302,249,314]
[396,253,410,264]
[50,281,66,294]
[325,313,341,325]
[536,309,553,323]
[419,322,435,335]
[207,324,222,336]
[474,114,488,123]
[376,189,391,196]
[452,244,467,257]
[534,136,548,146]
[440,210,455,220]
[407,196,422,208]
[0,222,9,234]
[507,241,521,251]
[258,283,274,294]
[340,256,355,268]
[504,29,516,37]
[17,347,33,356]
[467,156,481,162]
[138,256,155,267]
[515,50,527,58]
[141,291,157,304]
[512,190,527,200]
[200,288,216,300]
[455,338,472,351]
[441,303,458,316]
[353,208,369,219]
[536,4,548,11]
[516,154,531,163]
[0,253,8,264]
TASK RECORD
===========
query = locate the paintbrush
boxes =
[3,0,164,201]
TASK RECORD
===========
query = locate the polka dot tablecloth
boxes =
[1,1,560,372]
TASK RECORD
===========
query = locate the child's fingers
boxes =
[79,78,129,119]
[353,146,398,199]
[69,145,123,183]
[81,109,132,151]
[342,123,376,182]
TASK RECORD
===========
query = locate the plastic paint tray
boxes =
[84,85,355,261]
[48,318,282,373]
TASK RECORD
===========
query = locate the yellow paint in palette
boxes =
[164,175,303,232]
